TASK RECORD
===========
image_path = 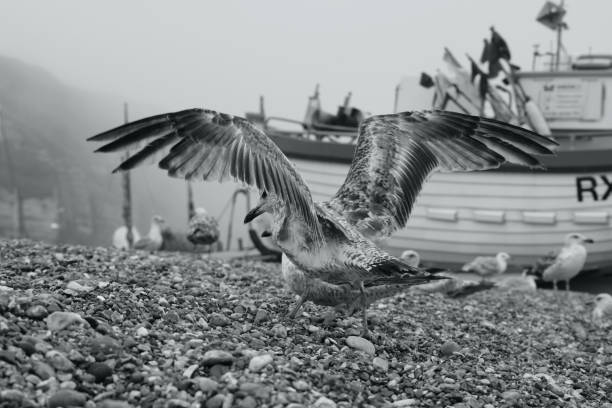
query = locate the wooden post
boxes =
[122,102,134,248]
[187,182,195,220]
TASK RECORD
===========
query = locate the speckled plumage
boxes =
[89,108,557,334]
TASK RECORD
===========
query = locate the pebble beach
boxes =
[0,239,611,408]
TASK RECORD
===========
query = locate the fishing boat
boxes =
[246,1,612,273]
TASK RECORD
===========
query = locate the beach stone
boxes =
[135,326,149,337]
[26,304,48,319]
[502,390,521,401]
[46,350,75,371]
[193,376,218,393]
[205,394,225,408]
[392,399,418,407]
[292,379,309,391]
[183,363,199,378]
[32,360,56,380]
[373,357,389,372]
[346,336,375,355]
[248,354,273,372]
[239,396,257,408]
[209,313,230,327]
[271,323,288,338]
[253,308,268,324]
[313,396,337,408]
[89,335,121,358]
[440,340,460,357]
[0,350,17,365]
[201,350,234,366]
[97,400,133,408]
[87,362,113,382]
[47,389,87,408]
[46,311,85,332]
[66,280,94,293]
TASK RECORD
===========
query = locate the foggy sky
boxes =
[1,0,611,120]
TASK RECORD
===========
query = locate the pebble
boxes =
[46,311,85,332]
[253,308,268,324]
[502,390,521,401]
[292,379,309,391]
[32,360,56,380]
[271,323,288,338]
[440,340,460,357]
[238,396,257,408]
[66,280,94,293]
[87,362,113,382]
[97,400,133,408]
[392,400,418,407]
[372,357,389,372]
[46,350,75,371]
[183,363,199,378]
[248,354,273,372]
[47,389,87,408]
[193,376,219,393]
[201,350,234,366]
[205,394,225,408]
[135,327,149,337]
[26,304,48,319]
[346,336,375,355]
[209,313,230,327]
[313,396,337,408]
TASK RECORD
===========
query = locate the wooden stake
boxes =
[122,102,134,248]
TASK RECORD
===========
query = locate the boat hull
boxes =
[269,134,612,271]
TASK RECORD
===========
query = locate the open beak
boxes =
[244,205,265,224]
[584,238,594,244]
[585,300,594,306]
[261,230,272,238]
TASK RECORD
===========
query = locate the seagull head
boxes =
[588,293,612,306]
[152,215,165,225]
[244,191,277,224]
[400,250,420,268]
[565,233,594,245]
[194,207,208,216]
[497,252,511,262]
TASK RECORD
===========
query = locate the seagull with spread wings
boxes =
[89,108,557,335]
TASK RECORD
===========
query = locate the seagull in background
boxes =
[112,225,141,250]
[542,233,594,291]
[134,215,165,251]
[187,207,220,248]
[589,293,612,328]
[88,108,556,335]
[462,252,510,281]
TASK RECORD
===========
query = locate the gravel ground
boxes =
[0,239,611,408]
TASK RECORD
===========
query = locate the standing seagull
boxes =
[134,215,165,251]
[88,108,556,335]
[589,293,612,328]
[462,252,510,280]
[542,233,594,291]
[187,207,220,248]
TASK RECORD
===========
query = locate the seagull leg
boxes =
[566,280,570,292]
[552,280,557,291]
[287,296,307,319]
[358,281,370,337]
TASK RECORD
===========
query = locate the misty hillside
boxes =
[0,56,256,249]
[0,55,130,245]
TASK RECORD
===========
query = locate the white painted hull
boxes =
[291,158,612,270]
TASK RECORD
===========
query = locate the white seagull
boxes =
[88,108,556,335]
[589,293,612,328]
[542,233,594,291]
[462,252,510,280]
[112,225,141,250]
[134,215,165,252]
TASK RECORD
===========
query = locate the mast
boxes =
[121,102,134,248]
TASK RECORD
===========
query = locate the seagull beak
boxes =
[584,238,594,244]
[244,205,265,224]
[261,230,272,238]
[585,300,594,305]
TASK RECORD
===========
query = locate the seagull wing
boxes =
[326,110,557,239]
[88,109,324,244]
